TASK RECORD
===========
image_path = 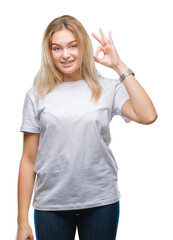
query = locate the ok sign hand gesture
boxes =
[92,28,121,69]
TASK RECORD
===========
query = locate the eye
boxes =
[52,47,61,51]
[55,47,61,51]
[71,44,77,48]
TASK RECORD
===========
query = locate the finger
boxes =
[99,28,109,45]
[92,32,104,46]
[93,46,105,64]
[29,235,34,240]
[93,54,104,65]
[28,233,34,240]
[108,31,114,45]
[94,46,103,57]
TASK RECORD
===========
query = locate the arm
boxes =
[92,29,157,124]
[113,60,157,124]
[16,132,39,240]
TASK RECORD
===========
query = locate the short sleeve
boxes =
[20,92,40,133]
[112,79,131,123]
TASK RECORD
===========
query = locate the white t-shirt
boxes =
[20,77,131,211]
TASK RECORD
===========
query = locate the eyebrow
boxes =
[51,40,77,46]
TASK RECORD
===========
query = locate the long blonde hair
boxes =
[33,15,104,102]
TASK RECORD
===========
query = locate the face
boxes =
[51,29,82,80]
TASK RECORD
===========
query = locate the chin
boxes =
[61,67,80,75]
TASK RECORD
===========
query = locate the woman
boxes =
[16,15,157,240]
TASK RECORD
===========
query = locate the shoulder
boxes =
[25,86,39,104]
[98,77,120,89]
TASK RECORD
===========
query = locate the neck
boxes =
[63,71,83,82]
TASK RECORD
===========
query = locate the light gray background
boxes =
[0,0,172,239]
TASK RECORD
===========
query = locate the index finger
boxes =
[91,32,104,46]
[99,28,109,45]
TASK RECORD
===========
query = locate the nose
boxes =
[62,48,70,59]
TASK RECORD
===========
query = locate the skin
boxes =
[51,29,83,82]
[51,28,157,124]
[16,132,38,240]
[16,27,157,240]
[92,28,158,124]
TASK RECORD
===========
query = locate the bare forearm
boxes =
[17,159,36,225]
[113,60,157,121]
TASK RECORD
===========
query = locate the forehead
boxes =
[51,29,76,45]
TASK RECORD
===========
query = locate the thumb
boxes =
[28,233,34,240]
[93,55,105,65]
[93,46,104,63]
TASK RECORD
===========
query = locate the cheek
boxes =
[51,52,56,63]
[73,49,80,58]
[51,51,59,63]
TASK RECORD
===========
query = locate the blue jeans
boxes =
[34,201,120,240]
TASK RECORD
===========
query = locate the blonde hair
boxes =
[33,15,104,102]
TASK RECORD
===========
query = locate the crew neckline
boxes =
[60,79,86,84]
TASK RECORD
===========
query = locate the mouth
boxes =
[61,60,75,67]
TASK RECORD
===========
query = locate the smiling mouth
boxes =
[61,60,75,65]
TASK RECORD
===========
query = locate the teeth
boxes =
[62,61,73,64]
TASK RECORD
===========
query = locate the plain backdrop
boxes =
[0,0,173,239]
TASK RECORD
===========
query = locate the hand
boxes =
[16,222,34,240]
[92,28,122,69]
